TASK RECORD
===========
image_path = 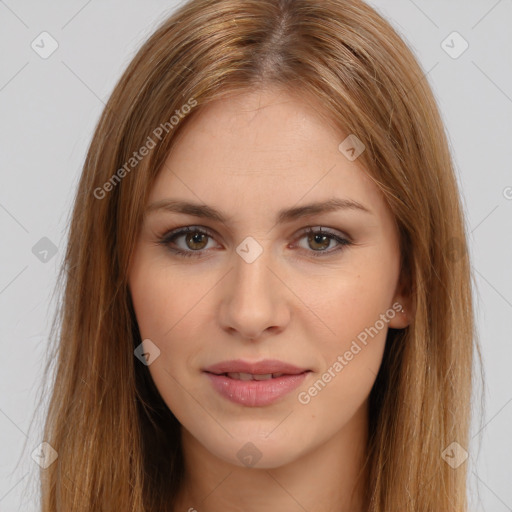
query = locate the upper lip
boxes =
[203,359,310,375]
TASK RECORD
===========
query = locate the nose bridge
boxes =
[231,237,275,305]
[219,236,288,338]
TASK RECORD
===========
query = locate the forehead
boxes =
[168,87,341,169]
[148,87,389,223]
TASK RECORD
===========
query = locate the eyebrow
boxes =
[145,197,373,224]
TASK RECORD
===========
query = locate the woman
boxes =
[36,0,481,510]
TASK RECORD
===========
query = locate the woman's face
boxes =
[128,86,409,468]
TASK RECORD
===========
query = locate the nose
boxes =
[218,244,291,341]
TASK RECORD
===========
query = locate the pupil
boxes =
[188,232,206,249]
[310,233,329,250]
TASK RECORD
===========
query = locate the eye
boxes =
[157,225,353,258]
[158,226,218,258]
[294,226,352,257]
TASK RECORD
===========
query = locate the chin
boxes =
[193,426,310,469]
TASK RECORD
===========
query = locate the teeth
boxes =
[253,373,274,381]
[225,372,285,380]
[239,372,255,381]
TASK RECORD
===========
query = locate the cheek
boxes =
[129,261,210,421]
[290,257,396,415]
[129,254,214,379]
[129,250,209,341]
[297,295,389,428]
[291,253,398,348]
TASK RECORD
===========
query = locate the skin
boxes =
[128,86,411,512]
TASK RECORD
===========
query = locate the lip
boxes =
[205,372,310,407]
[202,359,311,407]
[202,359,309,375]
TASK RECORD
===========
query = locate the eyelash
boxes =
[157,225,353,259]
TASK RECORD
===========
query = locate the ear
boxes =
[388,276,412,330]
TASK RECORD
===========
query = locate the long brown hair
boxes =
[29,0,482,510]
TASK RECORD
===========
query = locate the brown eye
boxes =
[184,231,209,250]
[306,232,332,251]
[159,226,217,258]
[296,227,352,258]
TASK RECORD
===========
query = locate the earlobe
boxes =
[389,308,409,329]
[389,294,411,329]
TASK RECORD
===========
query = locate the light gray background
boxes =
[1,1,511,510]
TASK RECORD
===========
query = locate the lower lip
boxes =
[204,372,309,407]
